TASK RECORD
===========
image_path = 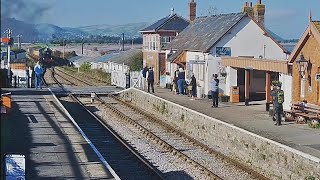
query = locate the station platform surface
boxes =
[1,88,115,179]
[152,87,320,159]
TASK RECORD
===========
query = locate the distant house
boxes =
[140,9,190,84]
[288,20,320,105]
[165,1,291,108]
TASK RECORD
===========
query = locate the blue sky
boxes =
[4,0,320,39]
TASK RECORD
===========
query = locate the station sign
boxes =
[1,37,9,43]
[316,73,320,81]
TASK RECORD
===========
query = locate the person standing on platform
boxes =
[146,67,154,93]
[141,66,148,90]
[177,67,185,95]
[190,73,197,100]
[173,67,180,94]
[34,62,43,89]
[211,74,219,107]
[271,81,284,126]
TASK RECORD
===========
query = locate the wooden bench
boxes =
[284,102,320,124]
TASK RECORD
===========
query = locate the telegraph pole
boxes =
[63,39,65,59]
[122,33,125,51]
[17,35,22,49]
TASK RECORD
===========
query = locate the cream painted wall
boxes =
[279,73,293,111]
[166,16,290,100]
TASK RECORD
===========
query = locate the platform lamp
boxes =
[296,53,309,98]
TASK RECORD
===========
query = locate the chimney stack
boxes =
[253,0,265,26]
[171,7,175,16]
[242,1,253,17]
[189,0,196,22]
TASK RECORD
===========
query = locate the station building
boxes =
[288,20,320,105]
[140,8,190,84]
[164,0,291,109]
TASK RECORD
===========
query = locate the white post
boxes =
[7,41,11,80]
[301,76,306,98]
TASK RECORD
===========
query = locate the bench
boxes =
[284,102,320,124]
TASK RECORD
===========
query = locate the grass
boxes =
[63,66,111,85]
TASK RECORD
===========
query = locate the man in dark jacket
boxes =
[190,73,197,100]
[141,66,148,90]
[271,82,284,126]
[146,67,154,93]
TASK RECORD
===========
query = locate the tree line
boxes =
[50,35,143,46]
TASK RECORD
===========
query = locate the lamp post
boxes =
[296,53,309,98]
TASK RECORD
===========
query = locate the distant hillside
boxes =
[0,18,286,43]
[1,18,149,42]
[78,22,149,37]
[0,18,88,42]
[1,18,38,42]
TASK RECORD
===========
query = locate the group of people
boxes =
[172,67,197,100]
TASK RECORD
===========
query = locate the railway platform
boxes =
[1,88,115,179]
[152,87,320,159]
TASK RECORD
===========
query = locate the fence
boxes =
[111,70,142,89]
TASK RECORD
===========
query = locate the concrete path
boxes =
[1,88,114,179]
[152,87,320,158]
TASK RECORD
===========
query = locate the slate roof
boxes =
[140,14,189,33]
[106,49,142,65]
[314,21,320,32]
[164,13,245,53]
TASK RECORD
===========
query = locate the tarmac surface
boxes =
[151,87,320,159]
[1,88,115,179]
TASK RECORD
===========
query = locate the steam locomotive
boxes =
[29,47,53,67]
[39,47,53,66]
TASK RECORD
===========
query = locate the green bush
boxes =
[80,62,91,72]
[129,51,143,71]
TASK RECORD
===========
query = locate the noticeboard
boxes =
[5,154,25,180]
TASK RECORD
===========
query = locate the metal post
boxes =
[63,39,65,59]
[122,33,125,51]
[81,42,84,56]
[17,35,22,50]
[5,29,13,87]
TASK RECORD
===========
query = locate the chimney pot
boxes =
[257,0,262,4]
[250,2,253,7]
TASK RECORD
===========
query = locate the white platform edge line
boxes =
[130,88,320,163]
[48,88,121,180]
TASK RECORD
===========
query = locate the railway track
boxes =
[54,67,93,86]
[84,94,270,180]
[47,68,165,179]
[46,68,269,179]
